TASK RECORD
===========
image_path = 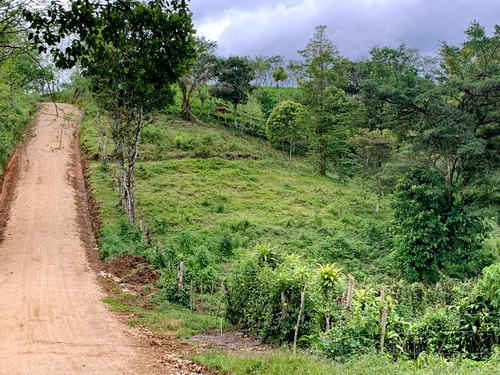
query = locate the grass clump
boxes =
[194,350,500,375]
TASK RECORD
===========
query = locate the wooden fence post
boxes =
[177,260,184,290]
[346,274,355,310]
[190,280,194,313]
[379,289,388,353]
[199,279,204,314]
[293,284,307,354]
[209,282,215,314]
[216,281,224,318]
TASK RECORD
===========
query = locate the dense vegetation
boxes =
[22,0,500,372]
[0,1,49,173]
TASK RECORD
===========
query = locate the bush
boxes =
[225,253,316,344]
[314,325,377,360]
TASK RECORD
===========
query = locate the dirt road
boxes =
[0,103,165,374]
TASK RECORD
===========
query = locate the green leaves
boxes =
[266,100,307,156]
[209,56,255,107]
[315,263,343,294]
[393,168,488,283]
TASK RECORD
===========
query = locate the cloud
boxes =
[190,0,500,60]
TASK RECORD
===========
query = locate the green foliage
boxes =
[178,38,218,119]
[0,5,39,171]
[266,101,307,156]
[298,25,352,175]
[76,19,500,365]
[314,325,377,360]
[258,90,278,119]
[210,56,256,128]
[224,254,316,344]
[315,263,342,295]
[195,348,500,375]
[273,66,288,87]
[393,169,489,283]
[26,0,197,223]
[103,296,222,338]
[348,128,397,211]
[476,263,500,308]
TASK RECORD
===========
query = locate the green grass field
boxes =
[82,108,393,282]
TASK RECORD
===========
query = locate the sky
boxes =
[189,0,500,61]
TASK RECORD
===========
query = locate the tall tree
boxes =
[209,56,255,131]
[25,0,196,224]
[298,25,348,175]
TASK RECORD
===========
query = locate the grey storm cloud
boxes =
[189,0,500,60]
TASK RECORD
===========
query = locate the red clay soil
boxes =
[103,254,160,286]
[0,103,191,374]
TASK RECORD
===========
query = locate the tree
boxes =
[266,100,307,158]
[273,66,288,87]
[360,23,499,281]
[25,0,196,224]
[309,86,359,176]
[273,66,288,101]
[209,56,255,131]
[252,55,285,89]
[315,263,343,330]
[298,25,348,175]
[258,89,278,120]
[348,128,396,213]
[0,0,27,63]
[178,38,218,121]
[393,169,488,283]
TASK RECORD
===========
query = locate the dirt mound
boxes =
[188,331,267,351]
[104,254,160,286]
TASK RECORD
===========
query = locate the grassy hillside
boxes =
[79,92,500,373]
[81,107,393,282]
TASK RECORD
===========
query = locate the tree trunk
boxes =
[233,103,238,130]
[317,124,327,175]
[97,126,107,167]
[324,309,330,331]
[119,106,143,224]
[181,96,191,120]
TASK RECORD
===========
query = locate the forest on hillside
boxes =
[2,0,500,371]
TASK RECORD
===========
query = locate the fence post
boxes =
[177,260,184,290]
[190,280,194,313]
[199,279,204,314]
[379,289,388,353]
[346,274,355,310]
[209,282,215,314]
[216,281,224,318]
